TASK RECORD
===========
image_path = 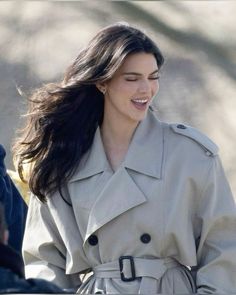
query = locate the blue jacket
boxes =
[0,145,27,253]
[0,243,66,293]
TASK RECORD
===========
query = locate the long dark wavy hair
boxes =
[13,22,164,202]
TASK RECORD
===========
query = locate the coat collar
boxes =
[124,109,164,179]
[69,109,164,182]
[69,126,109,182]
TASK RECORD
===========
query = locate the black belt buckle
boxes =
[119,256,136,282]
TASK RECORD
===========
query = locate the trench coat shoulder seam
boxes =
[169,123,219,156]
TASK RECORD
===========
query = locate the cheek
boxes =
[152,82,159,95]
[109,81,137,96]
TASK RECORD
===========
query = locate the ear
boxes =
[95,82,107,95]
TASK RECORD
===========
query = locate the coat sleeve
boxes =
[195,155,236,293]
[22,195,82,290]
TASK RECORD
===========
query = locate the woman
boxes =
[14,23,236,294]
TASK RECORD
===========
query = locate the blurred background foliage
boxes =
[0,1,235,196]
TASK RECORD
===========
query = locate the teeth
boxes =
[132,98,148,103]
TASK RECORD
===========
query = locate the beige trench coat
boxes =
[23,110,236,294]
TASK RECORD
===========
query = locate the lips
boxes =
[131,98,149,110]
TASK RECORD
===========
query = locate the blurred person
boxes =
[0,144,27,254]
[14,23,236,294]
[0,202,69,293]
[7,169,30,205]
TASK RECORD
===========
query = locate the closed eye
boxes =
[125,76,160,82]
[149,76,160,80]
[126,78,138,81]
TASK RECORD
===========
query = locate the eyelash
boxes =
[126,77,160,82]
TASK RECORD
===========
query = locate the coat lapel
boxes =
[69,110,165,244]
[84,166,147,244]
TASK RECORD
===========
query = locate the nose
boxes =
[138,79,151,94]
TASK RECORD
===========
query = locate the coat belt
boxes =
[93,256,179,293]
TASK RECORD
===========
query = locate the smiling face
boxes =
[99,52,160,127]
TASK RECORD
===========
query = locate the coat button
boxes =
[140,233,151,244]
[177,124,187,129]
[88,235,98,246]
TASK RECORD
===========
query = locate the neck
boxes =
[101,113,139,150]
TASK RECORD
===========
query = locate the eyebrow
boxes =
[122,69,159,76]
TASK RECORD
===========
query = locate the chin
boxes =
[129,112,147,123]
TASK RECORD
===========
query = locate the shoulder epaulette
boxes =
[170,123,219,156]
